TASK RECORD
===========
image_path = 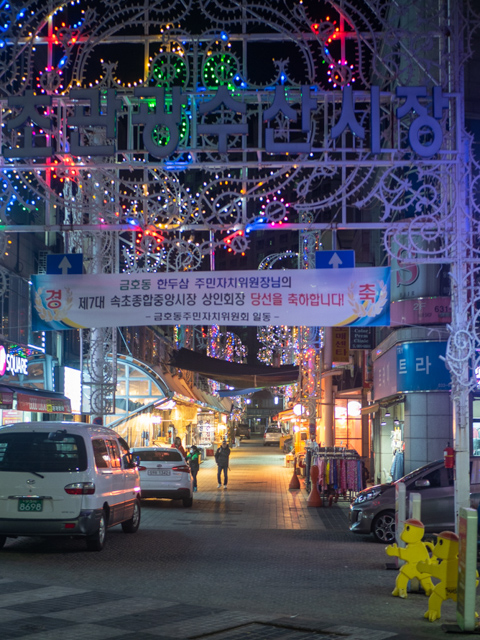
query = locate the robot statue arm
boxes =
[386,542,399,557]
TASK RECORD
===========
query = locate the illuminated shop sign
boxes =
[0,345,28,377]
[373,341,450,401]
[1,84,450,161]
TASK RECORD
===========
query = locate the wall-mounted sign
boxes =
[350,327,375,350]
[16,393,71,414]
[390,297,451,325]
[396,342,450,393]
[63,366,81,414]
[390,241,449,301]
[373,346,398,401]
[0,345,28,377]
[373,341,450,401]
[332,328,350,363]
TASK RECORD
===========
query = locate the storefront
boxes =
[0,342,72,424]
[368,335,452,484]
[105,354,232,448]
[333,389,366,456]
[471,389,480,457]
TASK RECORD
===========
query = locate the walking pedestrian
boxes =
[187,445,200,492]
[215,440,231,488]
[171,436,187,458]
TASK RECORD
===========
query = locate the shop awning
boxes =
[153,368,197,403]
[0,385,71,413]
[192,387,233,414]
[361,403,379,415]
[169,348,299,389]
[0,389,14,409]
[272,408,297,422]
[17,392,71,413]
[361,395,404,416]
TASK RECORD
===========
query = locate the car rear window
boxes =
[135,450,182,462]
[266,427,281,433]
[0,431,88,472]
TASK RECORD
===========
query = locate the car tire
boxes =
[86,511,107,551]
[182,496,193,508]
[0,535,6,549]
[372,510,395,543]
[121,499,141,533]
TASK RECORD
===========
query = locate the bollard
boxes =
[386,481,406,570]
[289,456,300,490]
[307,463,322,507]
[408,492,422,592]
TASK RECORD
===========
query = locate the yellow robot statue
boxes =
[385,518,434,598]
[416,531,459,622]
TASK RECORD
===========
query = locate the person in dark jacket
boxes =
[171,436,187,458]
[186,445,200,492]
[215,440,231,488]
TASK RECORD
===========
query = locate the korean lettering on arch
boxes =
[2,84,450,159]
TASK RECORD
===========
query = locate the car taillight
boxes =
[137,465,147,471]
[172,465,190,473]
[64,482,95,495]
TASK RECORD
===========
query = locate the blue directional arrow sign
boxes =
[315,250,355,269]
[46,253,83,275]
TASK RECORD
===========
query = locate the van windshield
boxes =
[0,432,88,472]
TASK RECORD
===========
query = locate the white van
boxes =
[0,422,141,551]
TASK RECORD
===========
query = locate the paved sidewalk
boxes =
[0,439,477,639]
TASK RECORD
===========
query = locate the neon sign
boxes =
[0,346,29,377]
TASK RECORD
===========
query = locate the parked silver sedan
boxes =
[263,426,283,446]
[349,458,480,543]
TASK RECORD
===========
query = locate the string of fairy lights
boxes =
[1,0,365,413]
[0,0,360,281]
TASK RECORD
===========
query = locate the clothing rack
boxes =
[309,446,363,503]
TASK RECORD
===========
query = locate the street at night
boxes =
[0,438,469,640]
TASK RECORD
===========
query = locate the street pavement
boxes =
[0,436,477,639]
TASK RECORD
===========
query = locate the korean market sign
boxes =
[31,267,390,330]
[2,85,450,160]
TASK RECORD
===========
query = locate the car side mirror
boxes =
[415,478,431,488]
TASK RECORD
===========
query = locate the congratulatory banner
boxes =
[31,267,390,331]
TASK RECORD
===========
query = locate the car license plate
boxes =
[18,498,43,512]
[147,469,171,476]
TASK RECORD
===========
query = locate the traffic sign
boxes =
[315,250,355,269]
[46,254,83,275]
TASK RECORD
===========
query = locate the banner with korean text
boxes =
[31,267,390,331]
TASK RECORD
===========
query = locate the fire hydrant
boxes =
[385,518,434,598]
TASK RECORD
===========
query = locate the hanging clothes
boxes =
[312,449,362,496]
[390,451,404,481]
